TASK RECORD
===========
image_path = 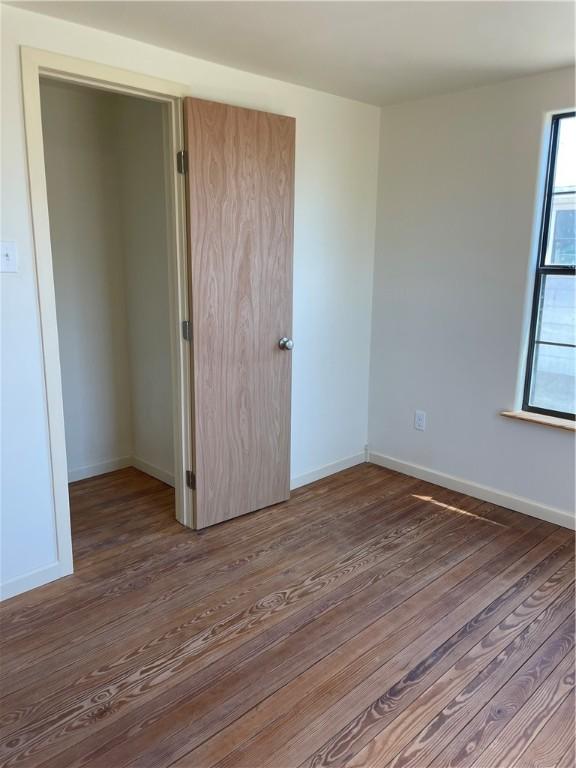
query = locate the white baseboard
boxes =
[3,458,173,601]
[290,452,366,490]
[68,456,175,486]
[68,456,132,482]
[0,560,73,601]
[132,457,175,487]
[369,451,575,531]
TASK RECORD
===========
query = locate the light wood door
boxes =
[184,97,295,529]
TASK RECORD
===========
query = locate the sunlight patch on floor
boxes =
[412,494,506,527]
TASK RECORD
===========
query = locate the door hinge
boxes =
[186,470,196,490]
[176,150,188,175]
[182,320,192,341]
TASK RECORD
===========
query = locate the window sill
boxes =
[501,410,576,432]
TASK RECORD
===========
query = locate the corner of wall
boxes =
[365,104,385,455]
[0,561,73,602]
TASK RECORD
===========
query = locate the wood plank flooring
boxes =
[0,464,574,768]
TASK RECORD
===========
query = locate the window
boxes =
[524,112,576,420]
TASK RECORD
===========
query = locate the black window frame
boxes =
[523,111,576,421]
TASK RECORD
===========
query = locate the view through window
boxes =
[524,112,575,419]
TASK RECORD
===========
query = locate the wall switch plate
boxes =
[0,241,18,273]
[414,410,426,431]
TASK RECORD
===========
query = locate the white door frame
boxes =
[21,46,195,582]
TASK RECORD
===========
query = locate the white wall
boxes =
[0,5,379,595]
[39,81,174,485]
[41,80,134,479]
[1,7,573,602]
[118,96,175,484]
[369,68,575,525]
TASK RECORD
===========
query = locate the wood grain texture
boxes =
[427,609,575,768]
[557,741,576,768]
[515,690,575,768]
[350,598,574,768]
[467,651,575,768]
[184,97,295,528]
[0,464,573,768]
[267,541,574,768]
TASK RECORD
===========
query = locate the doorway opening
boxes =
[39,76,190,560]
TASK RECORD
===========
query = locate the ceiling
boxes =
[10,1,576,105]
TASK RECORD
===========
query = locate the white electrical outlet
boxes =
[414,410,426,431]
[0,241,18,273]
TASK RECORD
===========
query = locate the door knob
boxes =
[278,337,294,351]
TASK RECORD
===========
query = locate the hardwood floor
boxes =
[0,464,574,768]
